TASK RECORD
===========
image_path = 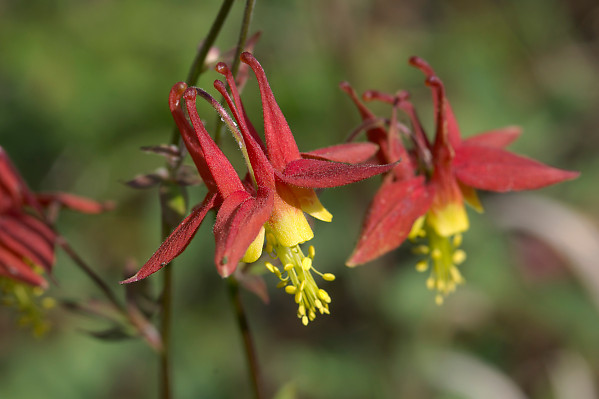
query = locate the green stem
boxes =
[159,263,173,399]
[159,2,237,397]
[169,0,236,146]
[56,236,125,314]
[185,0,235,86]
[227,277,263,399]
[214,0,257,145]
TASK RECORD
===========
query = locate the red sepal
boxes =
[462,126,521,148]
[0,212,56,272]
[0,245,47,288]
[240,52,302,171]
[121,193,218,284]
[213,186,273,277]
[454,145,580,192]
[36,192,113,214]
[347,177,432,266]
[184,88,246,198]
[301,142,378,163]
[279,158,397,189]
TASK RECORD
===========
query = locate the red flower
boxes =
[345,57,579,303]
[0,147,109,288]
[125,53,395,324]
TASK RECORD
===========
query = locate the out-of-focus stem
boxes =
[227,276,263,399]
[160,2,236,396]
[214,0,257,145]
[57,236,125,313]
[169,0,236,146]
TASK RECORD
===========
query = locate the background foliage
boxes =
[1,0,597,398]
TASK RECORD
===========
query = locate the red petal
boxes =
[240,52,301,171]
[0,245,47,287]
[121,193,218,283]
[347,177,432,266]
[169,83,217,192]
[409,57,461,150]
[302,142,378,163]
[184,88,246,198]
[212,78,276,189]
[0,213,56,272]
[454,145,580,192]
[462,126,521,148]
[279,158,397,189]
[36,192,113,214]
[0,147,42,213]
[213,187,273,277]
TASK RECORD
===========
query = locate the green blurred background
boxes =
[1,0,597,398]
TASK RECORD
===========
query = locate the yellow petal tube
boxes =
[291,186,333,222]
[241,226,265,263]
[428,200,469,237]
[267,184,314,248]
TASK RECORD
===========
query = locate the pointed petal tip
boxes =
[120,274,139,285]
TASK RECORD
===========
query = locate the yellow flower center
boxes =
[0,273,55,336]
[264,230,335,325]
[409,215,466,304]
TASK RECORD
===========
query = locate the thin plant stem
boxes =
[159,261,174,399]
[160,1,236,397]
[214,0,257,145]
[56,236,125,313]
[227,276,263,399]
[168,0,236,146]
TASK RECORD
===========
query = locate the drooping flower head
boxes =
[1,146,110,333]
[124,54,395,324]
[345,57,579,304]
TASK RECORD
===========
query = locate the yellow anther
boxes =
[453,249,467,265]
[426,277,435,290]
[285,285,297,295]
[263,235,333,325]
[415,260,428,272]
[265,262,276,273]
[302,257,312,271]
[435,295,444,305]
[308,245,315,259]
[413,245,430,255]
[450,266,464,283]
[266,233,276,246]
[41,297,56,309]
[452,234,463,247]
[276,281,288,289]
[431,248,442,260]
[265,243,273,254]
[32,287,44,297]
[437,280,446,292]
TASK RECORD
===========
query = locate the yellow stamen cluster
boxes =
[264,231,334,326]
[409,217,466,305]
[0,274,55,336]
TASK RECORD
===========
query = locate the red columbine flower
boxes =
[122,82,274,283]
[345,57,579,304]
[0,147,110,288]
[1,146,110,333]
[125,53,394,324]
